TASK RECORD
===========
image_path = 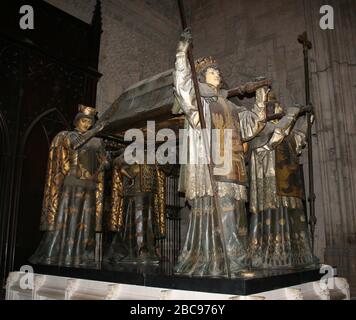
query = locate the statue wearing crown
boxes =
[173,29,268,277]
[29,105,108,267]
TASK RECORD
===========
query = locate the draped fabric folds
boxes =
[106,163,166,263]
[173,42,266,276]
[30,130,107,267]
[248,116,318,269]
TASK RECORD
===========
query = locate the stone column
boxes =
[304,0,356,295]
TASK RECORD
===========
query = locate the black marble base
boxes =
[29,263,323,296]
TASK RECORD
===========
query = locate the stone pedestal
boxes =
[6,264,350,300]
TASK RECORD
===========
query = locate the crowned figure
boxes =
[173,29,267,277]
[30,104,108,267]
[248,91,318,269]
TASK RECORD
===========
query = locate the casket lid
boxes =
[99,69,182,136]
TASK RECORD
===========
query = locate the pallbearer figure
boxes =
[107,156,166,264]
[248,91,318,269]
[173,29,267,277]
[30,105,108,267]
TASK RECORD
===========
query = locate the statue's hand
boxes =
[121,169,135,187]
[72,134,86,150]
[120,168,132,179]
[255,86,269,104]
[286,105,301,119]
[295,104,315,123]
[301,104,313,114]
[292,103,312,116]
[94,120,109,133]
[177,28,192,53]
[180,27,192,43]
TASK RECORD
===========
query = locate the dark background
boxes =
[0,0,102,294]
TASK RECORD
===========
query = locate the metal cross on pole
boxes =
[298,31,317,254]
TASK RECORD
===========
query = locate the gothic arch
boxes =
[8,108,70,271]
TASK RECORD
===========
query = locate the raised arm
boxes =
[262,106,301,151]
[238,87,267,142]
[290,114,310,155]
[172,29,200,128]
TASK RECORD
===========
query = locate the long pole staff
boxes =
[177,0,231,278]
[298,32,317,253]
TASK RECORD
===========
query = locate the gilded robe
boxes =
[107,162,166,263]
[248,114,318,269]
[173,47,266,277]
[30,130,107,267]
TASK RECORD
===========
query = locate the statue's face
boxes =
[76,117,93,132]
[205,67,221,88]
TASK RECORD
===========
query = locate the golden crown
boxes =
[78,104,97,116]
[195,56,218,74]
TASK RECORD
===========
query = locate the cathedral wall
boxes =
[45,0,180,113]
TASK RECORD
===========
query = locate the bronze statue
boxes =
[106,156,166,264]
[173,29,268,277]
[29,105,108,267]
[248,92,318,269]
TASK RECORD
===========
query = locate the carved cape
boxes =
[39,130,105,232]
